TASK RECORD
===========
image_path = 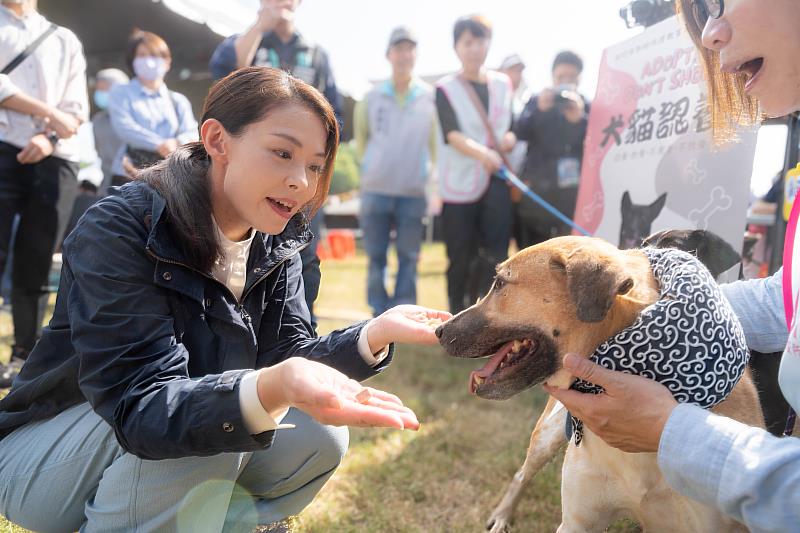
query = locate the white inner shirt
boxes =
[212,219,388,434]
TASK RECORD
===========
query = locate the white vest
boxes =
[436,72,513,204]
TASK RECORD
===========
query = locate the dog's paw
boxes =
[486,514,512,533]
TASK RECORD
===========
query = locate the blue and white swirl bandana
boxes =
[569,247,749,446]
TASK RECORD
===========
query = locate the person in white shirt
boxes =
[0,0,88,387]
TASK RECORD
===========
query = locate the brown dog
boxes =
[436,236,763,532]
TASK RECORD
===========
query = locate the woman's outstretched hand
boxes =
[256,357,420,430]
[367,305,453,352]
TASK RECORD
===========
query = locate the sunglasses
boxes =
[691,0,725,27]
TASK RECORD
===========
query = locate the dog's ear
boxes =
[691,229,740,278]
[566,253,634,323]
[648,192,668,218]
[621,191,632,211]
[641,228,669,248]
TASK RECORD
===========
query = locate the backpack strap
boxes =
[1,23,58,75]
[456,75,511,169]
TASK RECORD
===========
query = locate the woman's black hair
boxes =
[138,67,339,273]
[453,14,492,46]
[552,51,583,74]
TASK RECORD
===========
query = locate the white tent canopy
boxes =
[160,0,257,38]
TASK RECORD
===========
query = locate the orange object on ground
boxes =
[325,229,356,260]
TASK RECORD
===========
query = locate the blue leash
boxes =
[497,167,593,237]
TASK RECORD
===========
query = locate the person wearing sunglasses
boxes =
[547,1,800,531]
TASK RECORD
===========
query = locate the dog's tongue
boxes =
[469,340,515,394]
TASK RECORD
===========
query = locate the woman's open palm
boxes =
[268,358,420,430]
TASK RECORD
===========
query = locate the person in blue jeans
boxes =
[354,27,437,316]
[547,1,800,530]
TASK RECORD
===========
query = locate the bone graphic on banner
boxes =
[688,186,732,229]
[582,191,604,220]
[684,158,707,185]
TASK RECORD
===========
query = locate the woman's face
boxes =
[455,30,490,72]
[134,43,171,83]
[702,0,800,117]
[218,103,327,236]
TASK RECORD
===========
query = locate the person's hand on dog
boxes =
[544,353,678,453]
[367,305,453,353]
[256,357,420,430]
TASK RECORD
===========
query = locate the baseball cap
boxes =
[499,54,525,71]
[387,26,417,52]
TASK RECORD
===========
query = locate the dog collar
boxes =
[569,247,749,446]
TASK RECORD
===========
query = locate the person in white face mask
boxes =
[90,68,128,193]
[107,30,197,187]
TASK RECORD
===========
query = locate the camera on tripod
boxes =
[619,0,676,29]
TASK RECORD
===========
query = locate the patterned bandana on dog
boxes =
[569,247,749,446]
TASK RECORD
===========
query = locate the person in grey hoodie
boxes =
[354,27,437,316]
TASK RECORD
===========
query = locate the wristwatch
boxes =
[46,131,59,146]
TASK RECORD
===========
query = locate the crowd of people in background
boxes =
[0,0,589,385]
[2,0,800,532]
[356,14,590,315]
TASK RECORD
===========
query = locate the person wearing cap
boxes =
[353,27,437,317]
[514,50,590,249]
[91,68,129,193]
[498,53,530,250]
[498,54,529,175]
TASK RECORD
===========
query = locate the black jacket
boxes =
[514,94,590,220]
[0,181,391,459]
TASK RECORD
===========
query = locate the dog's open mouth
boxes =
[469,337,541,396]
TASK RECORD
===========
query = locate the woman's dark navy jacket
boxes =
[0,181,393,459]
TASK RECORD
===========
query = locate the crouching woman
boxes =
[0,67,448,532]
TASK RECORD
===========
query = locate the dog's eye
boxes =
[493,278,504,291]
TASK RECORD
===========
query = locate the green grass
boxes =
[0,243,640,532]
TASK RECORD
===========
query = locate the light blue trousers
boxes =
[0,403,348,532]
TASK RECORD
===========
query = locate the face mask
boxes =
[133,56,168,82]
[93,90,109,110]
